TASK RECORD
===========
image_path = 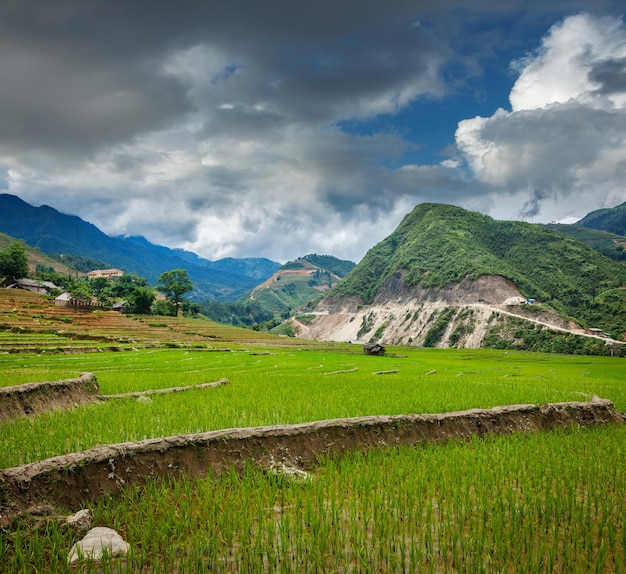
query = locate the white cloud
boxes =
[4,5,626,269]
[510,13,626,111]
[456,13,626,221]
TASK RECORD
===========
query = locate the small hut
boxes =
[55,292,73,307]
[110,300,129,312]
[363,343,386,356]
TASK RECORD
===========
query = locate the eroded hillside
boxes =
[294,204,626,352]
[295,274,588,348]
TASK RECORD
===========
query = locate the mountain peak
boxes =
[321,202,626,341]
[576,201,626,236]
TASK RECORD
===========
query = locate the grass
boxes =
[1,291,625,572]
[3,426,624,572]
[1,346,624,468]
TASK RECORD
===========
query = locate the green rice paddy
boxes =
[1,344,625,572]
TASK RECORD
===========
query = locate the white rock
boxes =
[67,526,130,565]
[66,508,93,532]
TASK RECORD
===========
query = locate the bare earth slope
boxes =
[296,274,594,347]
[307,203,626,347]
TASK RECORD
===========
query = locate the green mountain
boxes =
[577,201,626,236]
[248,254,355,317]
[0,232,79,277]
[326,203,626,341]
[0,193,279,301]
[548,224,626,264]
[298,254,356,278]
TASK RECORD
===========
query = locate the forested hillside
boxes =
[577,201,626,236]
[331,203,626,337]
[0,194,279,300]
[548,224,626,264]
[0,233,78,277]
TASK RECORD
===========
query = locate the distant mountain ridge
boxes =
[577,201,626,236]
[0,194,279,301]
[296,203,626,350]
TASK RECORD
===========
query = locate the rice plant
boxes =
[3,426,623,572]
[1,345,625,572]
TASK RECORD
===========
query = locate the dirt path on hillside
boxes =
[302,274,625,347]
[299,299,625,347]
[469,304,624,345]
[1,398,623,526]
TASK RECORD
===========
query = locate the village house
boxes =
[110,300,129,312]
[363,343,386,356]
[55,292,108,309]
[2,278,60,295]
[87,268,124,280]
[584,327,604,336]
[54,292,73,307]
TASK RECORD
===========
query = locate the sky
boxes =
[2,1,626,264]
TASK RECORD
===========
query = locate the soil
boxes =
[299,274,623,347]
[0,373,99,421]
[0,374,231,422]
[100,378,230,400]
[1,397,623,527]
[374,273,523,306]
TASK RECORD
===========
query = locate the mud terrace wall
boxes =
[0,372,99,421]
[0,374,230,423]
[1,398,623,520]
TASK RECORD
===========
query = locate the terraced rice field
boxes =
[0,289,624,572]
[0,289,319,353]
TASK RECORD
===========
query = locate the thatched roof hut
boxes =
[363,343,385,356]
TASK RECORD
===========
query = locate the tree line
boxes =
[0,241,197,317]
[2,241,290,328]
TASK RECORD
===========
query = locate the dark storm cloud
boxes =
[252,24,447,122]
[519,189,549,219]
[0,0,448,159]
[0,0,606,160]
[200,105,289,140]
[0,2,198,157]
[3,1,626,262]
[589,57,626,95]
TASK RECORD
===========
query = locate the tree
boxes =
[153,299,175,316]
[131,286,156,314]
[0,241,29,282]
[88,276,110,302]
[71,282,92,301]
[180,299,201,317]
[110,274,149,298]
[156,269,193,316]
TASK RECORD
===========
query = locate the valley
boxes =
[2,195,625,353]
[4,5,626,569]
[0,282,625,571]
[0,298,625,571]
